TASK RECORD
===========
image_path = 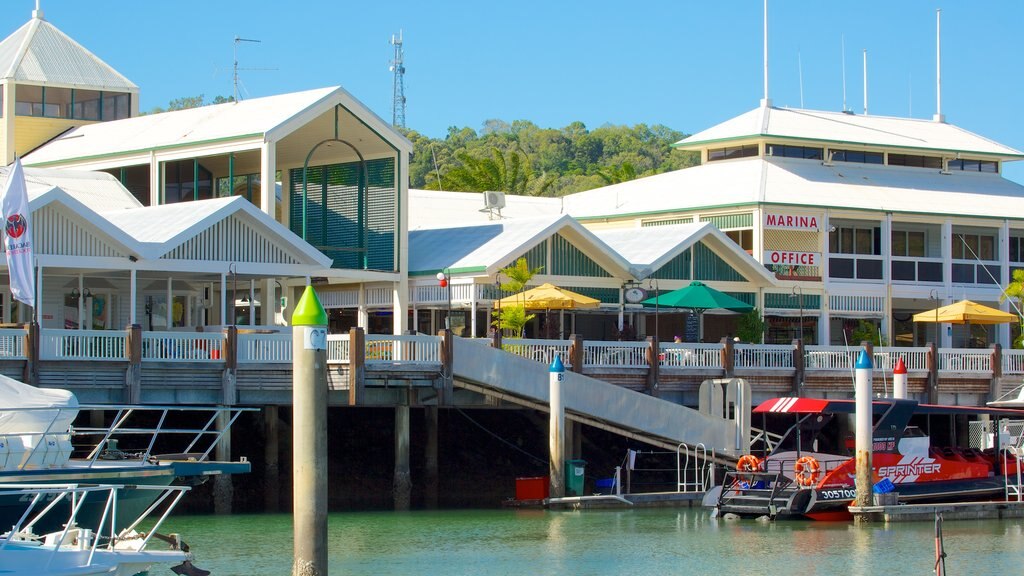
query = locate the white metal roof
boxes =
[23,86,415,166]
[0,14,136,90]
[674,105,1024,158]
[408,214,631,278]
[559,156,1024,221]
[593,222,777,286]
[409,189,563,230]
[20,167,142,211]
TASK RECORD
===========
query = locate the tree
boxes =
[1002,268,1024,348]
[493,257,543,338]
[144,94,234,115]
[736,308,765,344]
[596,161,637,185]
[429,147,553,196]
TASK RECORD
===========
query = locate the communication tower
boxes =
[390,30,407,128]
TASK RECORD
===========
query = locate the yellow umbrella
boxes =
[494,283,600,310]
[912,300,1017,325]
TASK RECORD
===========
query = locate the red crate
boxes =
[515,476,549,501]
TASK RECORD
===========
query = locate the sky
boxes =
[8,1,1024,182]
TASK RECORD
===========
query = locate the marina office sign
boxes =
[764,250,819,266]
[764,212,820,231]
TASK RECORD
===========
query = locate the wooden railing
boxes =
[18,328,1017,382]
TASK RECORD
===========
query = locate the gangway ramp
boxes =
[452,337,738,460]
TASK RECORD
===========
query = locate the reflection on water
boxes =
[165,508,1024,576]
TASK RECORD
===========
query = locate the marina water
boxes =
[167,508,1024,575]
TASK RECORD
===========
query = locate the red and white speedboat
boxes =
[710,397,1024,521]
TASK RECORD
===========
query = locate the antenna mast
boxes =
[933,9,944,122]
[761,0,771,106]
[390,30,407,128]
[233,36,263,102]
[863,49,868,115]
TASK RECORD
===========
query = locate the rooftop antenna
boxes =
[909,73,913,117]
[32,0,42,18]
[863,49,868,115]
[761,0,771,107]
[390,30,407,128]
[232,36,275,101]
[841,34,848,112]
[933,9,945,122]
[798,50,805,108]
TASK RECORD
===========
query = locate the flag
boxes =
[2,158,34,308]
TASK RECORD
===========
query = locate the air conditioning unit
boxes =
[483,191,506,210]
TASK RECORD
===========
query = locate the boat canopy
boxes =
[754,397,1024,418]
[0,374,78,434]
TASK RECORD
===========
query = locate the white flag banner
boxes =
[1,158,34,309]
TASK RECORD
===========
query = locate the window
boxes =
[888,153,942,169]
[767,144,822,160]
[948,158,998,173]
[708,144,758,162]
[726,229,753,252]
[14,86,130,120]
[830,149,883,164]
[164,160,213,204]
[830,225,880,255]
[15,85,42,116]
[952,232,997,261]
[72,89,101,120]
[216,173,262,205]
[101,92,130,121]
[891,230,926,257]
[1011,236,1024,263]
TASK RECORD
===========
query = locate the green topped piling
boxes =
[292,286,328,576]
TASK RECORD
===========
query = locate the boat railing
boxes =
[0,483,190,563]
[72,404,257,466]
[1004,447,1024,502]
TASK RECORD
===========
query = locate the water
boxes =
[167,508,1024,575]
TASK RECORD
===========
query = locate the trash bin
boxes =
[565,459,586,496]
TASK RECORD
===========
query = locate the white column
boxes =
[149,152,160,206]
[248,279,256,326]
[77,274,84,330]
[35,265,42,325]
[1000,220,1012,347]
[394,150,410,334]
[130,269,137,325]
[881,213,893,344]
[260,141,277,219]
[165,277,173,329]
[357,284,369,330]
[469,282,478,337]
[941,219,953,348]
[617,286,624,331]
[263,279,276,326]
[2,82,15,165]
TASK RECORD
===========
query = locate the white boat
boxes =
[0,483,205,576]
[0,373,252,532]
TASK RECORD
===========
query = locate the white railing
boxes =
[804,346,859,371]
[327,334,350,363]
[502,338,571,367]
[659,343,723,369]
[584,341,648,368]
[41,329,126,361]
[237,332,290,364]
[733,344,793,370]
[142,331,226,362]
[939,348,992,373]
[1005,350,1024,375]
[0,328,25,359]
[873,348,929,372]
[366,334,442,364]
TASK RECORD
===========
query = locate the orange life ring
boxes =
[794,456,821,487]
[736,454,762,473]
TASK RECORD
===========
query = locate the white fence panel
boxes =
[143,331,225,363]
[327,334,350,363]
[1005,350,1024,375]
[238,333,291,364]
[733,344,793,370]
[42,329,126,361]
[804,346,857,371]
[366,334,442,364]
[502,338,571,367]
[873,348,929,372]
[939,349,992,373]
[659,343,723,369]
[584,341,648,368]
[0,328,25,359]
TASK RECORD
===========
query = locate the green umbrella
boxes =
[641,281,753,341]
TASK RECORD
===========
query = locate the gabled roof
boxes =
[409,189,562,230]
[21,167,142,211]
[593,222,777,287]
[409,214,632,278]
[0,14,136,90]
[673,105,1024,159]
[100,196,332,266]
[23,86,412,167]
[559,155,1024,221]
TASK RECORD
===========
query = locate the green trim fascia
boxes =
[409,266,486,277]
[672,133,1024,160]
[576,201,759,222]
[24,132,265,167]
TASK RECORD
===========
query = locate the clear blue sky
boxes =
[10,1,1024,182]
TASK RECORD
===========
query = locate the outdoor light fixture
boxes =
[436,269,452,330]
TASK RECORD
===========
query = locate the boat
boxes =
[708,396,1024,521]
[0,373,253,532]
[0,483,206,576]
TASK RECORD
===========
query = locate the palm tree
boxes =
[596,161,637,185]
[428,147,554,196]
[1001,268,1024,347]
[493,257,542,338]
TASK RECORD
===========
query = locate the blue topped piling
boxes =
[549,355,566,499]
[855,348,874,511]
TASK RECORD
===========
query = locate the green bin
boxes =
[565,459,586,496]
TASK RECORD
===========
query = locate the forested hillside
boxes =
[402,120,699,197]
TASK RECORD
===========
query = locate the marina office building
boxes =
[410,103,1024,350]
